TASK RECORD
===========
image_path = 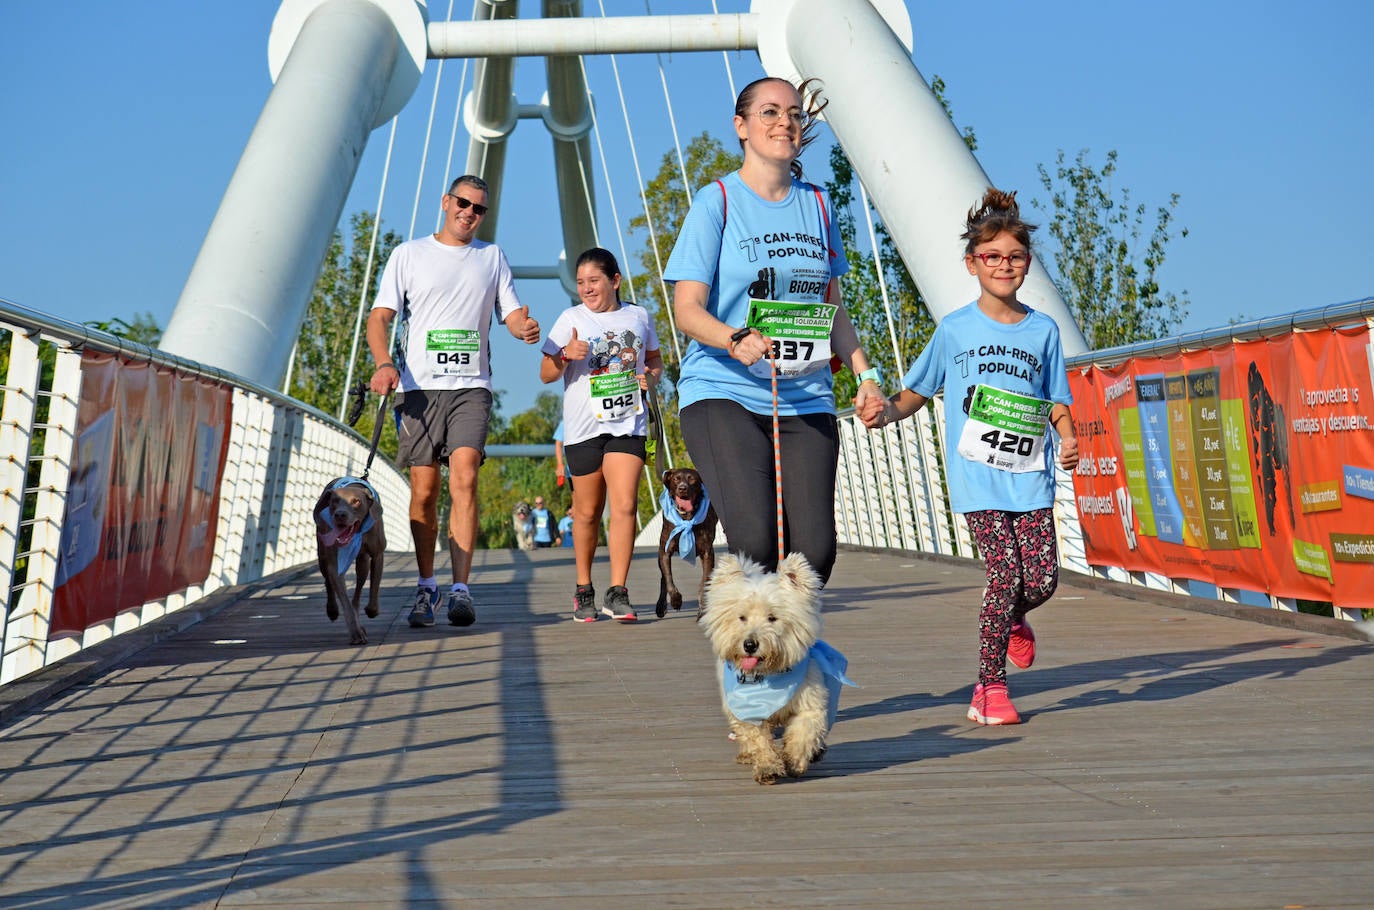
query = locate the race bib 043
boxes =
[589,370,641,421]
[426,328,481,377]
[745,300,836,380]
[956,384,1053,473]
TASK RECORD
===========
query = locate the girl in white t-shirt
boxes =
[541,248,663,623]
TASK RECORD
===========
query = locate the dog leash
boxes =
[359,391,392,483]
[644,377,668,479]
[769,354,785,565]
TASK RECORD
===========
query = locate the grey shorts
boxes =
[395,388,493,467]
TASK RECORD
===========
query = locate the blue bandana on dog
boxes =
[722,640,856,726]
[317,476,377,575]
[660,487,711,564]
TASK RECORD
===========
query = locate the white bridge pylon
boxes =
[159,0,1087,389]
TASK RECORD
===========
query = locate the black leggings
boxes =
[680,399,839,584]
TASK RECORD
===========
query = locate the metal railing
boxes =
[0,298,411,685]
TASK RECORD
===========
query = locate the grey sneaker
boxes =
[408,586,439,628]
[446,588,476,627]
[572,584,597,623]
[602,585,637,622]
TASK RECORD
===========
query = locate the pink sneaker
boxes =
[1008,620,1036,669]
[967,683,1021,725]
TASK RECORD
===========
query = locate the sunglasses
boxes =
[446,193,489,217]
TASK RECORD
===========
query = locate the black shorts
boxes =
[563,434,647,477]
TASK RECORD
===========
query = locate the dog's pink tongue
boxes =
[675,495,694,513]
[738,656,760,672]
[320,523,358,548]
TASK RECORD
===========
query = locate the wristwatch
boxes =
[858,366,882,386]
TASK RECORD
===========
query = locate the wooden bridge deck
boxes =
[2,546,1372,908]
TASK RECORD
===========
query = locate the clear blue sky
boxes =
[3,1,1370,417]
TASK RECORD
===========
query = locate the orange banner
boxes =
[51,354,233,637]
[1069,325,1374,607]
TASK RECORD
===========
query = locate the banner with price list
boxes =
[1068,325,1374,607]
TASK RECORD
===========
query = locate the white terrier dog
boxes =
[701,552,854,785]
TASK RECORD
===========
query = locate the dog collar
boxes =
[721,641,856,725]
[660,488,711,564]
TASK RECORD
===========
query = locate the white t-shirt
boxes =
[542,303,660,446]
[371,234,523,391]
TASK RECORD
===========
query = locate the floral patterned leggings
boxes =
[964,508,1059,686]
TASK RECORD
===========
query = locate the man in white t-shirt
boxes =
[366,175,540,629]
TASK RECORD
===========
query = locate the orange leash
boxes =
[770,355,784,565]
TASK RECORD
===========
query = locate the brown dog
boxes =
[314,477,386,645]
[655,467,718,618]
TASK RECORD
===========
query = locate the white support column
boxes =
[465,0,520,239]
[160,0,427,388]
[542,1,599,298]
[0,328,43,683]
[755,0,1089,357]
[7,344,82,680]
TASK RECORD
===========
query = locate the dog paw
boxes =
[669,591,683,611]
[349,631,368,646]
[364,602,379,618]
[326,604,339,621]
[753,763,783,785]
[655,597,667,618]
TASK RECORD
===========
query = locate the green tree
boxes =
[289,211,402,414]
[478,391,573,548]
[84,311,162,346]
[615,132,744,524]
[289,210,403,458]
[1034,149,1189,348]
[625,133,742,473]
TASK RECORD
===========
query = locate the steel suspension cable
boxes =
[338,117,401,421]
[406,0,459,240]
[594,0,684,367]
[578,55,637,306]
[644,1,692,204]
[709,0,738,102]
[857,180,904,373]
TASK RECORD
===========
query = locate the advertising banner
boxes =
[50,354,232,637]
[1069,326,1374,607]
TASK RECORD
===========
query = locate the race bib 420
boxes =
[956,384,1052,473]
[426,328,481,377]
[745,300,836,380]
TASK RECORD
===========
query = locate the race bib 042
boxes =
[426,328,481,377]
[745,300,836,380]
[956,384,1053,473]
[589,370,641,421]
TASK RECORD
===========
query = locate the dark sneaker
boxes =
[1008,620,1036,669]
[602,585,637,622]
[408,586,439,628]
[572,583,597,623]
[446,588,476,627]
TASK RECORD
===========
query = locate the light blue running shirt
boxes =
[902,302,1073,513]
[664,171,848,417]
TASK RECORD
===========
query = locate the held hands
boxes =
[562,327,589,363]
[1057,434,1080,471]
[853,381,885,426]
[856,392,890,429]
